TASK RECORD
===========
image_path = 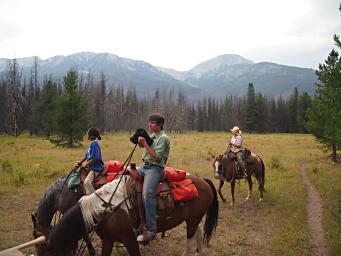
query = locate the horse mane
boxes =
[80,175,130,232]
[36,176,67,226]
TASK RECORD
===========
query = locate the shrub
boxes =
[1,160,13,173]
[10,170,26,186]
[312,166,319,174]
[269,155,282,169]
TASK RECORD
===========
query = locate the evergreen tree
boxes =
[254,93,267,132]
[288,87,299,132]
[31,78,58,136]
[50,70,88,147]
[244,83,257,132]
[297,92,312,133]
[307,35,341,161]
[221,96,232,130]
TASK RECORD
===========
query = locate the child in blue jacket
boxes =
[75,127,104,194]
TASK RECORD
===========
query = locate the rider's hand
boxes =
[73,162,81,169]
[138,136,146,147]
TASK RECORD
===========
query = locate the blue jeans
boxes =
[137,164,164,232]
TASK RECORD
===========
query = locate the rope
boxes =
[76,144,137,256]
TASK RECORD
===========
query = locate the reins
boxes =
[76,144,137,256]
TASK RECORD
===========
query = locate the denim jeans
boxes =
[137,164,164,231]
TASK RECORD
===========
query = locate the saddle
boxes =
[126,165,174,234]
[73,161,123,194]
[226,148,251,160]
[225,149,252,179]
[125,164,198,236]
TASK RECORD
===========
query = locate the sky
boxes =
[0,0,340,71]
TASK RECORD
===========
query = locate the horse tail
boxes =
[259,156,265,192]
[203,178,219,246]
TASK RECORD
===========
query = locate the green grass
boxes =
[0,132,340,255]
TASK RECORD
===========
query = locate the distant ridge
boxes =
[158,54,317,97]
[0,52,317,97]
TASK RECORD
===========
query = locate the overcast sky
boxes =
[0,0,340,71]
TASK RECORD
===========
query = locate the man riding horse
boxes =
[215,126,247,179]
[136,113,170,244]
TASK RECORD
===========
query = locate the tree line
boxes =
[0,36,339,161]
[0,61,312,137]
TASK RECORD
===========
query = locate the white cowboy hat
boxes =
[229,126,242,135]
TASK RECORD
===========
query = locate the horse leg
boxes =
[84,233,95,256]
[121,234,141,256]
[230,181,235,206]
[245,176,253,201]
[218,180,226,203]
[195,227,203,256]
[183,220,201,256]
[257,174,264,202]
[101,238,114,256]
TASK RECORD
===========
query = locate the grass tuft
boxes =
[269,155,283,169]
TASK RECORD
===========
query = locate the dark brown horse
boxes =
[33,174,219,256]
[213,151,265,205]
[31,173,98,256]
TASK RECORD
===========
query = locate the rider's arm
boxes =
[138,137,157,161]
[233,136,243,148]
[76,156,86,166]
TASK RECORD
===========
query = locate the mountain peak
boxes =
[188,54,253,78]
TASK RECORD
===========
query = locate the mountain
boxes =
[158,54,317,97]
[0,52,317,98]
[0,52,199,97]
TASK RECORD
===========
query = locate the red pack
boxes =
[171,179,198,202]
[105,160,123,183]
[164,166,186,182]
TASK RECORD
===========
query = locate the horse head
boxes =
[31,213,53,256]
[213,152,237,182]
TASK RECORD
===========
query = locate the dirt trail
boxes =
[300,165,328,256]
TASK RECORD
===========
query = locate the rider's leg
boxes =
[236,151,247,178]
[84,170,96,195]
[139,165,163,242]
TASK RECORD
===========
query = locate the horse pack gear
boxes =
[130,128,154,146]
[67,160,124,192]
[67,171,81,189]
[126,164,198,243]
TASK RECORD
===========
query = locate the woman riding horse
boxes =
[213,132,265,205]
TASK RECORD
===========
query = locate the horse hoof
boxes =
[259,198,263,202]
[245,197,250,201]
[229,202,234,207]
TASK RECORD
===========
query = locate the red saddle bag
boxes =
[171,179,198,202]
[165,166,186,182]
[106,160,123,183]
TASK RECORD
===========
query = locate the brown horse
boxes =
[213,151,265,205]
[33,173,219,256]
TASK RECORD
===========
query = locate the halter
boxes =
[76,144,137,256]
[215,151,238,182]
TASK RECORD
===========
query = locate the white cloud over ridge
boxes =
[0,0,340,70]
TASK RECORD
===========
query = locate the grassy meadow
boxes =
[0,132,340,255]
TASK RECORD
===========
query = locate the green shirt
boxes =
[142,130,170,167]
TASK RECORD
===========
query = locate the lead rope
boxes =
[76,144,137,256]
